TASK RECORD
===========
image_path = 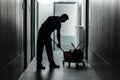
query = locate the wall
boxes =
[26,0,32,65]
[81,0,86,28]
[38,1,54,29]
[0,0,24,80]
[89,0,120,80]
[115,0,120,70]
[35,0,39,57]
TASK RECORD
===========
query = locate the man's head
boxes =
[59,14,69,22]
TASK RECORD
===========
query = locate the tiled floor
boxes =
[19,50,100,80]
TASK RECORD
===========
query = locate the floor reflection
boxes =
[19,50,100,80]
[36,69,55,80]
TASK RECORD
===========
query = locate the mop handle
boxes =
[51,39,64,52]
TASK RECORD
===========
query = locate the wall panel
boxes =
[0,0,24,80]
[27,0,32,65]
[89,0,120,80]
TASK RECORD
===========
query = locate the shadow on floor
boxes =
[36,69,55,80]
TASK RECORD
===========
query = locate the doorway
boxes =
[53,2,77,51]
[28,0,89,64]
[23,0,37,69]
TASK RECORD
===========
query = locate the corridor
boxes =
[1,0,120,80]
[19,50,99,80]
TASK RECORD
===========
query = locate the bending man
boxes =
[37,14,69,70]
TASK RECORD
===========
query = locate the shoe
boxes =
[37,65,45,70]
[49,64,60,69]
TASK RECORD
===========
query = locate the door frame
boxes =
[31,0,35,60]
[85,0,89,60]
[23,0,27,70]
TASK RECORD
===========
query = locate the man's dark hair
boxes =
[61,14,69,20]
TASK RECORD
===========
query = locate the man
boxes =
[37,14,69,70]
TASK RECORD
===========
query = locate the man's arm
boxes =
[57,30,61,48]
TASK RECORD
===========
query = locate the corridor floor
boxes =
[19,50,100,80]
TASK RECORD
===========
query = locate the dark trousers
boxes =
[37,31,55,66]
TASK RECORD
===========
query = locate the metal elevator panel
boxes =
[0,0,24,80]
[89,0,120,80]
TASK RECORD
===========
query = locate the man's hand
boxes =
[57,43,61,48]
